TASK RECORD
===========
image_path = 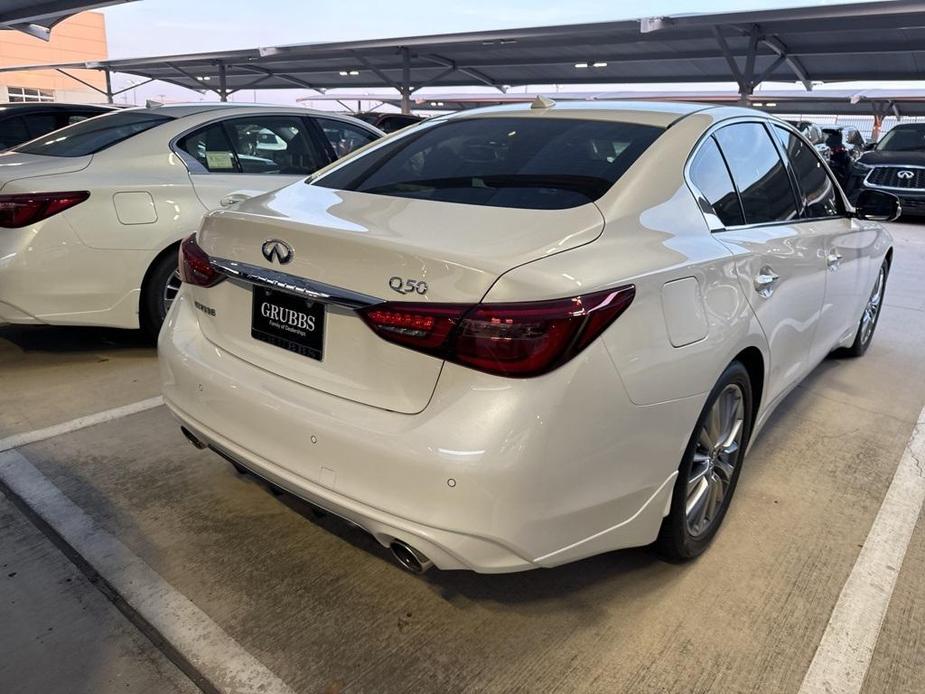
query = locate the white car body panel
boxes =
[159,102,893,572]
[0,104,382,329]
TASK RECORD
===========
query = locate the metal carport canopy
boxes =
[2,0,925,107]
[0,1,136,40]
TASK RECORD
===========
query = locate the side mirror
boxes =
[863,141,878,151]
[854,189,901,222]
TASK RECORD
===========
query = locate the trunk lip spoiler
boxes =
[210,257,384,310]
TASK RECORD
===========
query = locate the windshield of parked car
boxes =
[876,127,925,152]
[313,117,664,209]
[14,111,172,157]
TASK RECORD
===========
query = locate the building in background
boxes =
[0,12,107,104]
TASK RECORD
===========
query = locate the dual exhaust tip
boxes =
[179,426,434,574]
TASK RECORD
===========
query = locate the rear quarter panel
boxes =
[482,110,769,408]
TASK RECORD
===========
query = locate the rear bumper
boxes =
[159,290,699,572]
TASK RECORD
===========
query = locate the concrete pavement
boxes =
[0,221,923,693]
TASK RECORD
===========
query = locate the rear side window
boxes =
[15,111,170,157]
[177,124,238,172]
[0,116,30,149]
[24,113,59,138]
[314,117,663,210]
[714,123,799,225]
[772,125,841,219]
[177,116,327,175]
[689,136,744,227]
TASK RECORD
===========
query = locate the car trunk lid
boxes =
[0,152,92,191]
[191,182,605,413]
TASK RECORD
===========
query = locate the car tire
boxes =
[655,361,754,562]
[141,250,181,340]
[841,260,888,358]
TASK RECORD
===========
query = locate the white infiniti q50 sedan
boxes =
[0,104,381,335]
[159,101,896,573]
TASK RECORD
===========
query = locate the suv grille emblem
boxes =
[261,239,293,264]
[897,170,915,179]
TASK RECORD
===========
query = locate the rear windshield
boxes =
[15,111,171,157]
[313,117,664,209]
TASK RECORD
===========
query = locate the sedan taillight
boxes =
[178,234,224,287]
[0,191,89,228]
[359,285,635,378]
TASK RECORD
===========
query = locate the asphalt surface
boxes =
[0,221,922,694]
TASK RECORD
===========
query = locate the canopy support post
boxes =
[218,62,227,102]
[400,47,411,114]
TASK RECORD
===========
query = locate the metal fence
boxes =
[780,114,925,141]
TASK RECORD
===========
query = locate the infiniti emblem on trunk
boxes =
[262,239,293,264]
[898,170,915,179]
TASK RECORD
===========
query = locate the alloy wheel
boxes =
[686,384,745,538]
[162,269,182,318]
[859,266,885,346]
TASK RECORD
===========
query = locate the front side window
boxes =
[689,136,744,227]
[714,122,799,225]
[15,111,171,157]
[314,117,664,210]
[772,125,840,219]
[315,117,379,158]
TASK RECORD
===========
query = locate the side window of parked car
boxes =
[714,122,800,225]
[689,136,744,227]
[177,124,239,173]
[25,113,60,139]
[314,118,378,158]
[0,116,30,148]
[178,117,326,175]
[223,116,326,174]
[772,125,841,219]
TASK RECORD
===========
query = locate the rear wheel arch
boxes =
[732,346,764,429]
[139,238,183,334]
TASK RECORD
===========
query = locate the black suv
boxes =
[822,125,866,160]
[845,123,925,216]
[0,102,116,149]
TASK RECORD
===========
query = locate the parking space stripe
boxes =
[0,449,297,694]
[799,405,925,694]
[0,396,164,452]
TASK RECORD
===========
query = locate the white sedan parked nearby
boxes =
[0,104,381,335]
[160,101,897,573]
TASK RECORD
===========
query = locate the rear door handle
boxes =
[754,267,780,298]
[827,249,843,271]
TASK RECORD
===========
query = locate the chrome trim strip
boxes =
[210,257,384,310]
[863,164,925,192]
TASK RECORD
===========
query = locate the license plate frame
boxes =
[251,286,325,361]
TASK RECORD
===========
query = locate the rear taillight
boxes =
[178,234,224,287]
[0,191,89,228]
[359,285,635,378]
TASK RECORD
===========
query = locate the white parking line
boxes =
[799,405,925,694]
[0,396,164,452]
[0,449,296,694]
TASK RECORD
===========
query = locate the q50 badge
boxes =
[389,276,428,296]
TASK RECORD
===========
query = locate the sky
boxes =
[96,0,896,108]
